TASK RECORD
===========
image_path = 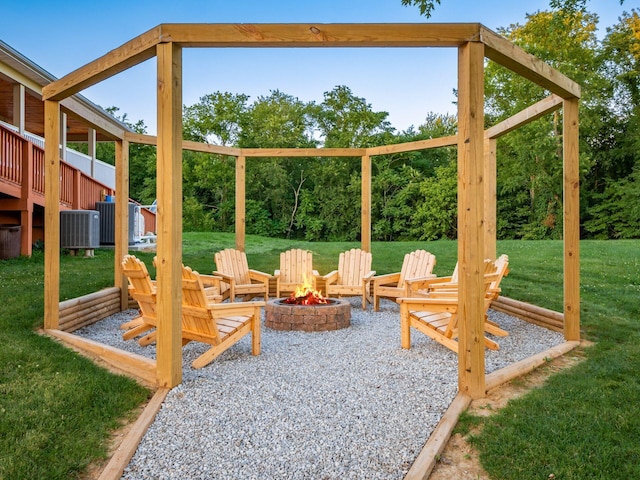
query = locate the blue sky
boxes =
[0,0,630,135]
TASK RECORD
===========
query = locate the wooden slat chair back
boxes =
[275,248,319,298]
[398,260,503,353]
[120,255,157,346]
[213,248,271,302]
[181,265,264,369]
[372,249,436,311]
[323,248,376,310]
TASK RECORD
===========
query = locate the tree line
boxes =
[91,7,639,241]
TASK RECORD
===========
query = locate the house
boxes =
[0,39,155,257]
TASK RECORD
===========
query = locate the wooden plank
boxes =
[485,341,580,392]
[42,26,162,101]
[98,388,169,480]
[404,393,472,480]
[161,23,482,48]
[361,154,371,253]
[61,98,126,140]
[481,27,580,99]
[484,137,497,260]
[115,139,130,311]
[45,329,157,385]
[183,139,241,156]
[457,41,486,399]
[241,147,365,157]
[235,156,246,252]
[367,135,457,156]
[563,98,580,341]
[44,100,60,330]
[155,42,183,388]
[484,94,563,139]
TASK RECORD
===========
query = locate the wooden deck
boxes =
[0,123,155,255]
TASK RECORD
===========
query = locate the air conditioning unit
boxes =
[95,202,139,245]
[60,210,100,249]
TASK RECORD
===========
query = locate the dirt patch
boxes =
[429,345,588,480]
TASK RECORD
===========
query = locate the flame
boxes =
[283,275,328,305]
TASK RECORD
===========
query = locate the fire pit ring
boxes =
[265,298,351,332]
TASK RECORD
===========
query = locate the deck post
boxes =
[484,137,497,260]
[44,100,61,330]
[20,139,33,256]
[457,41,486,399]
[115,139,130,311]
[235,155,246,252]
[155,41,183,388]
[563,98,580,341]
[12,84,25,135]
[361,154,371,252]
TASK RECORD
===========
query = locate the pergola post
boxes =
[43,100,60,330]
[361,154,371,252]
[563,98,580,341]
[235,155,246,252]
[457,41,486,399]
[484,137,497,260]
[155,41,183,388]
[115,139,130,310]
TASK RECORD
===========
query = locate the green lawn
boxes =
[0,235,638,479]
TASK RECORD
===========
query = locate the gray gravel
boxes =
[75,297,564,479]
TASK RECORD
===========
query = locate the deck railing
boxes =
[0,123,155,232]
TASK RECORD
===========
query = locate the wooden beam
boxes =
[45,329,157,385]
[484,137,497,260]
[485,94,563,139]
[404,393,472,480]
[361,154,371,252]
[155,42,183,388]
[367,135,458,156]
[115,139,129,311]
[481,27,581,99]
[42,26,163,101]
[235,156,246,252]
[44,100,60,330]
[457,41,486,399]
[563,98,580,341]
[61,97,127,140]
[184,140,241,156]
[241,147,365,157]
[160,23,482,48]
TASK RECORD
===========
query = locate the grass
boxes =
[0,235,639,478]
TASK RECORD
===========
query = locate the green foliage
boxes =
[410,161,458,240]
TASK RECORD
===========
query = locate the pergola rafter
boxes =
[42,23,581,399]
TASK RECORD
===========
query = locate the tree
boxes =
[183,92,249,145]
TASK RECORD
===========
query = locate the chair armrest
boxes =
[248,269,272,282]
[322,270,339,285]
[372,272,401,287]
[362,271,376,282]
[207,301,265,318]
[407,276,454,293]
[199,274,222,289]
[213,271,235,285]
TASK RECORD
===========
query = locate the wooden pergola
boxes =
[41,24,580,400]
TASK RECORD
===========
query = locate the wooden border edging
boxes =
[485,340,580,392]
[404,393,472,480]
[98,387,169,480]
[45,329,157,385]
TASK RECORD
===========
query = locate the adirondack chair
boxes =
[121,255,158,346]
[181,265,264,369]
[322,248,376,310]
[371,249,436,311]
[213,248,272,302]
[152,256,223,304]
[274,248,319,298]
[398,266,502,353]
[406,254,510,338]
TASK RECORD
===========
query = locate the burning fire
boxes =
[283,275,328,305]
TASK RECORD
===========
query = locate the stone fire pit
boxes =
[265,298,351,332]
